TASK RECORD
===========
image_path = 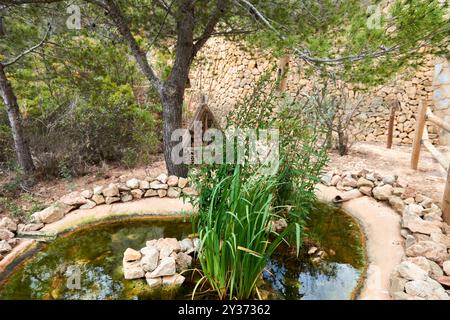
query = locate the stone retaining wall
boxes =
[187,38,450,145]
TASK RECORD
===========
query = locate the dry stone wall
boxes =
[187,38,449,145]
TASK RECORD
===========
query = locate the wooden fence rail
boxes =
[410,99,450,224]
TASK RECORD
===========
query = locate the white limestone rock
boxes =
[175,252,193,272]
[167,175,179,187]
[0,240,12,253]
[405,241,449,264]
[123,260,144,280]
[402,212,441,235]
[0,217,17,232]
[156,173,168,184]
[123,248,141,262]
[103,184,120,197]
[162,273,185,286]
[443,261,450,276]
[140,247,159,272]
[148,257,176,278]
[126,178,140,189]
[149,181,169,190]
[179,238,194,252]
[372,185,393,201]
[145,276,162,288]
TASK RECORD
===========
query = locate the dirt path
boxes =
[328,142,450,203]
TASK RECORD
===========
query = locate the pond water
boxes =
[0,203,365,300]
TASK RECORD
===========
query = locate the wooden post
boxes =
[410,100,428,170]
[442,166,450,224]
[386,101,397,149]
[276,55,290,92]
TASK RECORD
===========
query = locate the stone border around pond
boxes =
[0,173,197,263]
[320,169,450,300]
[0,205,194,277]
[4,168,447,300]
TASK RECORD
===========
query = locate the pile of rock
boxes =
[29,173,197,227]
[0,215,48,261]
[122,237,200,288]
[0,217,18,260]
[320,169,450,299]
[1,173,197,263]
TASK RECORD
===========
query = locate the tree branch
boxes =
[102,0,162,93]
[167,0,194,87]
[192,0,227,59]
[235,0,405,65]
[2,23,51,67]
[146,0,176,50]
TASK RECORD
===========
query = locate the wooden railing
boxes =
[410,100,450,224]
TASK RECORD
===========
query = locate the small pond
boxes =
[0,203,366,300]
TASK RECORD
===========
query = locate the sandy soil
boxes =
[327,141,450,203]
[31,156,167,204]
[2,140,449,222]
[0,155,167,221]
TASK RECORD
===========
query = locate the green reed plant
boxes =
[193,164,292,300]
[188,75,330,299]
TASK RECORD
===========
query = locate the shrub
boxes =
[0,35,161,177]
[189,75,330,299]
[227,73,330,228]
[24,85,160,177]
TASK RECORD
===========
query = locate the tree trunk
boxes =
[0,63,35,174]
[159,0,194,178]
[104,0,224,177]
[161,84,188,177]
[337,130,348,156]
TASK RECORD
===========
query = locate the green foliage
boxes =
[244,0,448,85]
[0,197,22,218]
[0,121,14,167]
[0,7,161,176]
[0,193,44,219]
[227,74,330,226]
[20,193,46,218]
[189,76,329,299]
[193,165,290,300]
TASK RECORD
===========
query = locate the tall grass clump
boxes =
[189,74,331,299]
[193,164,291,300]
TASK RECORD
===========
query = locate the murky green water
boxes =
[0,203,365,300]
